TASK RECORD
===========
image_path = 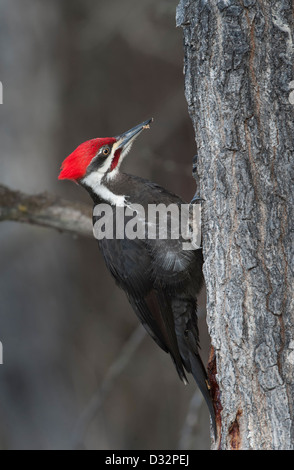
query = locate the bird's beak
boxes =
[114,118,153,151]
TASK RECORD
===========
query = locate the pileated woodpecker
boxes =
[59,119,216,437]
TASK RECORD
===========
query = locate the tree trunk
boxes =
[177,0,294,450]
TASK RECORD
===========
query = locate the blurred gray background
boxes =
[0,0,211,450]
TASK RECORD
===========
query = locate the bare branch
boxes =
[0,184,92,237]
[71,325,146,449]
[179,390,204,450]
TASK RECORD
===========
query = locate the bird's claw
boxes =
[191,192,205,205]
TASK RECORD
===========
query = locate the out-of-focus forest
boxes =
[0,0,211,450]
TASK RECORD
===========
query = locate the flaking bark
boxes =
[177,0,294,450]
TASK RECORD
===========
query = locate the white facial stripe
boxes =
[91,149,113,174]
[82,171,126,206]
[81,139,134,204]
[107,142,133,181]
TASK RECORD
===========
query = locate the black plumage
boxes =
[88,173,216,436]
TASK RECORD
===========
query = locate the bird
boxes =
[58,118,216,437]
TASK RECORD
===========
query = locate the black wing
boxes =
[96,234,187,381]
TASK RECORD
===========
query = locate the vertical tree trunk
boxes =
[177,0,294,450]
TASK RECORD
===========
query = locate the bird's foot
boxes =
[191,192,204,205]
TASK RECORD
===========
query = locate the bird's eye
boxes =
[102,147,110,156]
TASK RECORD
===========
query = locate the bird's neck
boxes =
[81,170,128,206]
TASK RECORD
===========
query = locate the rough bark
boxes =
[177,0,294,450]
[0,184,92,237]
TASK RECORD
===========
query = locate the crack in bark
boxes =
[207,346,223,447]
[228,409,243,450]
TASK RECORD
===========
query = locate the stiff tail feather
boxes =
[189,350,217,439]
